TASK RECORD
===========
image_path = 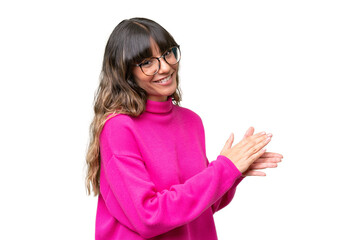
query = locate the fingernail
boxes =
[267,133,272,137]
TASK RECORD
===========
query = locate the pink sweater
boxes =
[96,96,244,239]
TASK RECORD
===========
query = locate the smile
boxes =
[154,74,173,84]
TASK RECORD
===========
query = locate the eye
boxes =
[141,59,153,68]
[164,49,172,56]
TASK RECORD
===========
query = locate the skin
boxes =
[132,39,178,102]
[220,127,283,176]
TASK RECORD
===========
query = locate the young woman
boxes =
[86,17,282,240]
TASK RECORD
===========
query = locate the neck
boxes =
[145,96,173,114]
[147,95,168,102]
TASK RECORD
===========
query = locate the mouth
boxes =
[153,73,173,85]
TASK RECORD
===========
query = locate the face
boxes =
[132,40,178,102]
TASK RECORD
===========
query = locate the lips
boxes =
[154,73,172,83]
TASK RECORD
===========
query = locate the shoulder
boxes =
[99,114,141,157]
[101,113,136,137]
[173,105,204,125]
[104,113,134,127]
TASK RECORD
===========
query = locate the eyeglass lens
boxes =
[141,47,180,76]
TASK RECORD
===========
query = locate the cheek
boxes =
[132,70,154,86]
[135,76,153,86]
[172,65,179,72]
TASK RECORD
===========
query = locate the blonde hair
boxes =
[85,18,182,196]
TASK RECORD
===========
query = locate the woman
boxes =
[86,17,282,240]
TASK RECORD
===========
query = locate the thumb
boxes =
[220,133,234,155]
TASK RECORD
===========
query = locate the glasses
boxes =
[135,46,181,76]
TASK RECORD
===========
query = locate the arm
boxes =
[196,116,244,213]
[208,157,244,214]
[212,127,284,212]
[99,117,243,239]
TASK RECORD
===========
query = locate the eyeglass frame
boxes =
[134,45,181,76]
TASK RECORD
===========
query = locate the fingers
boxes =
[261,152,283,159]
[236,131,267,150]
[244,161,280,176]
[225,128,281,174]
[246,132,270,145]
[243,170,266,177]
[225,133,234,149]
[232,132,272,168]
[220,133,234,155]
[247,147,267,164]
[243,133,272,157]
[248,162,278,169]
[242,126,255,139]
[254,157,282,163]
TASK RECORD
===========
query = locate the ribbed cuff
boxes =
[217,155,243,179]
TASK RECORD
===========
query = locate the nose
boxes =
[157,57,171,74]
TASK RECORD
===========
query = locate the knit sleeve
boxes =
[99,116,243,239]
[208,156,244,214]
[195,114,244,214]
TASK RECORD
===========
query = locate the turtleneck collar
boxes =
[145,96,173,114]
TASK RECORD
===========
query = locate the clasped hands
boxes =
[220,127,283,177]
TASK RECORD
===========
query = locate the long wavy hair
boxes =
[85,18,182,196]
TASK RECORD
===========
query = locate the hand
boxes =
[220,127,273,174]
[242,127,283,176]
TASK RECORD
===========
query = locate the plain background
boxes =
[1,0,359,239]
